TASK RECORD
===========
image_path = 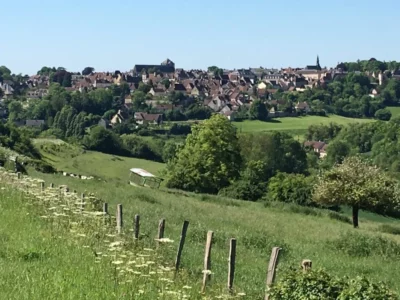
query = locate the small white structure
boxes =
[129,168,162,188]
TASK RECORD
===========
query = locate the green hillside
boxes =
[3,141,394,298]
[33,139,164,182]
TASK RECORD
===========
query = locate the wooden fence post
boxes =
[80,193,85,212]
[116,204,123,234]
[103,203,108,225]
[201,231,214,293]
[158,218,166,239]
[134,214,140,239]
[175,220,189,273]
[228,238,237,293]
[40,182,45,192]
[301,259,312,273]
[50,183,54,188]
[17,172,21,179]
[265,247,281,300]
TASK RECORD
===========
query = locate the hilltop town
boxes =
[1,57,400,128]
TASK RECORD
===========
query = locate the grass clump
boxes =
[332,231,400,258]
[378,224,400,235]
[328,211,352,224]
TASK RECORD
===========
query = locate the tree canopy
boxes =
[166,114,242,193]
[314,156,400,228]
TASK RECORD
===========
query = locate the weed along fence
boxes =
[1,169,318,299]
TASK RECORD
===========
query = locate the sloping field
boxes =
[233,115,374,133]
[21,160,400,298]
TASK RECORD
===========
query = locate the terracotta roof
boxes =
[304,141,326,150]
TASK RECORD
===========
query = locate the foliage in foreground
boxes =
[268,269,398,300]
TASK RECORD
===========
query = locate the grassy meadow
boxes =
[233,115,375,140]
[33,139,164,182]
[233,115,374,133]
[0,140,394,298]
[388,106,400,117]
[1,137,400,298]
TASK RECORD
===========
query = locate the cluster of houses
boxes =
[2,57,400,128]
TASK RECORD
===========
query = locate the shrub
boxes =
[83,126,127,156]
[218,180,266,201]
[332,231,400,258]
[328,211,352,224]
[121,135,162,162]
[375,108,392,121]
[268,269,397,299]
[27,159,56,173]
[378,224,400,235]
[266,172,315,206]
[264,202,321,216]
[268,269,343,299]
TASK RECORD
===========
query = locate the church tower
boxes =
[316,55,321,70]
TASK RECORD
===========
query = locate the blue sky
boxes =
[1,0,399,75]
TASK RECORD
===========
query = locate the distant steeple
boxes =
[316,55,321,70]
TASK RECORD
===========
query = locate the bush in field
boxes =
[121,134,162,161]
[268,269,397,299]
[0,122,40,159]
[83,126,127,155]
[266,172,315,206]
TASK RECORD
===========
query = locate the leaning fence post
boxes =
[265,247,281,300]
[302,259,312,273]
[201,231,214,293]
[175,220,189,273]
[116,204,123,234]
[158,218,166,239]
[80,193,85,212]
[134,214,140,239]
[228,238,237,293]
[103,202,108,225]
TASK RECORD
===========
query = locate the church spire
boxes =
[316,55,321,70]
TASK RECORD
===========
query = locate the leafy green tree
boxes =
[375,108,392,121]
[249,100,268,120]
[37,66,56,76]
[168,91,185,105]
[83,126,125,155]
[7,100,24,122]
[325,140,351,165]
[314,156,400,228]
[240,132,308,179]
[267,172,315,206]
[161,78,171,89]
[82,67,95,75]
[305,123,342,141]
[162,140,180,163]
[62,72,72,87]
[132,91,147,110]
[137,82,151,93]
[166,114,242,193]
[73,112,86,138]
[218,160,269,201]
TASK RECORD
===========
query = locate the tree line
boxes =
[165,114,400,228]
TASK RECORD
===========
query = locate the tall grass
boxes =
[24,165,400,297]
